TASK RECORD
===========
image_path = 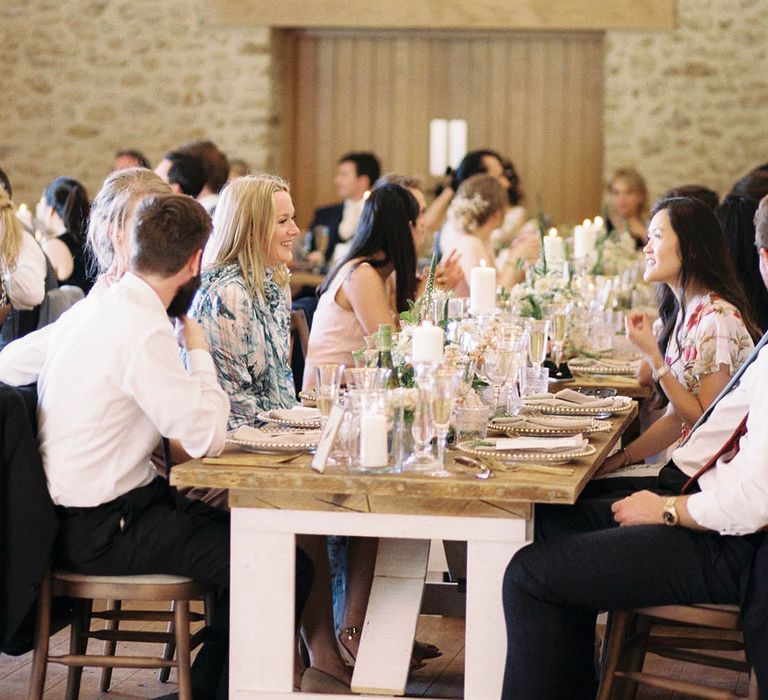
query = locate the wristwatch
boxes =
[662,496,679,526]
[652,363,670,382]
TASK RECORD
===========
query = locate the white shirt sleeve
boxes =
[686,354,768,534]
[0,322,54,385]
[123,328,230,459]
[6,232,47,310]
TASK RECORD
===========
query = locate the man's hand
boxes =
[611,490,666,526]
[174,316,209,353]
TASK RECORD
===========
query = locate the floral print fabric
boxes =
[190,263,296,430]
[665,293,754,394]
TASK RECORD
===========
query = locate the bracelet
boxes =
[651,363,670,382]
[621,446,635,467]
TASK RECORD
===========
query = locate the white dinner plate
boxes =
[256,410,322,429]
[521,395,633,417]
[488,416,612,437]
[456,439,597,465]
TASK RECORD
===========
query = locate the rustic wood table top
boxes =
[172,402,638,520]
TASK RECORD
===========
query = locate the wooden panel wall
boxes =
[280,30,604,229]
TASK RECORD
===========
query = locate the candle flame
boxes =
[548,227,558,237]
[479,259,486,267]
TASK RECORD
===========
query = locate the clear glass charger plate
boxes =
[521,395,633,417]
[567,357,640,376]
[488,417,612,437]
[456,439,597,464]
[256,410,321,429]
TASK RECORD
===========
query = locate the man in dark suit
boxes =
[309,152,381,264]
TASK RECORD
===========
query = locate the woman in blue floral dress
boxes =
[190,174,300,430]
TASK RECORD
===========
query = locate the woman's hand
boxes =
[595,450,626,477]
[625,311,662,364]
[434,249,463,290]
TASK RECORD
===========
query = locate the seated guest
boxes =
[40,176,93,292]
[303,182,418,389]
[112,148,151,171]
[597,197,758,477]
[228,157,250,181]
[661,183,719,211]
[501,195,768,699]
[439,173,506,295]
[718,195,768,333]
[0,185,53,349]
[729,167,768,201]
[190,174,299,427]
[606,166,649,246]
[177,140,230,215]
[309,151,381,265]
[0,193,314,700]
[154,150,207,198]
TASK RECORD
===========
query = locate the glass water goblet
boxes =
[429,368,462,478]
[482,342,525,416]
[315,363,344,427]
[403,387,437,471]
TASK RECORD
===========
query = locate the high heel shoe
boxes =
[338,626,433,670]
[301,667,353,694]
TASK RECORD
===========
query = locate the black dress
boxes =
[58,231,93,293]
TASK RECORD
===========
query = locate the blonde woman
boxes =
[0,185,51,348]
[440,173,507,295]
[607,166,649,246]
[190,175,300,428]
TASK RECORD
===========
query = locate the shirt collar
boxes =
[118,272,170,317]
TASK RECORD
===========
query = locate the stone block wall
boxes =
[2,0,767,212]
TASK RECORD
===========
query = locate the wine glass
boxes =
[429,368,462,478]
[544,302,571,368]
[482,337,526,415]
[313,225,330,258]
[315,364,344,426]
[526,319,551,370]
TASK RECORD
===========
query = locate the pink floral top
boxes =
[665,292,754,395]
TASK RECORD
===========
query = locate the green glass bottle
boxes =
[377,324,400,388]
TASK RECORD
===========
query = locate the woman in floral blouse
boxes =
[599,196,760,475]
[190,174,299,429]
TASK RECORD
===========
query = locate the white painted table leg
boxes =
[465,536,528,699]
[230,508,296,697]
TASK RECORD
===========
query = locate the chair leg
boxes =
[27,571,53,700]
[99,599,121,691]
[158,601,176,683]
[174,600,193,700]
[597,610,634,700]
[64,598,92,700]
[747,669,759,700]
[618,614,652,700]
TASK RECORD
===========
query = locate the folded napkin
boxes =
[491,415,597,431]
[232,425,320,446]
[270,406,321,421]
[490,435,588,452]
[523,389,615,408]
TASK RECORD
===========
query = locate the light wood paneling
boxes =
[209,0,674,30]
[281,29,605,228]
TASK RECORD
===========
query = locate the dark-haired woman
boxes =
[599,197,758,475]
[40,176,92,293]
[302,182,418,389]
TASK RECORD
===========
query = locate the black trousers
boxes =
[501,463,761,700]
[55,477,313,700]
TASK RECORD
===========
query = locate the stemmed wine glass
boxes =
[403,387,437,471]
[526,319,551,371]
[312,225,330,272]
[544,302,571,368]
[429,368,462,478]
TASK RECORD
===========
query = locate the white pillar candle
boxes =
[360,414,388,467]
[543,228,565,267]
[573,225,588,259]
[469,260,496,315]
[412,322,444,363]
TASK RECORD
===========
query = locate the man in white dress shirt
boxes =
[501,195,768,699]
[0,193,313,699]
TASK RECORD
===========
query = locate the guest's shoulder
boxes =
[311,203,344,225]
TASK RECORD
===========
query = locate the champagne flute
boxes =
[545,302,571,368]
[429,368,461,478]
[312,225,330,272]
[315,363,344,425]
[526,319,551,370]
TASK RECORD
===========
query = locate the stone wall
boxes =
[1,0,275,206]
[2,0,767,210]
[604,0,768,203]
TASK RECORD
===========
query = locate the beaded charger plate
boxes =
[256,410,322,429]
[298,389,317,407]
[568,356,640,376]
[521,395,633,417]
[456,439,597,465]
[488,417,612,437]
[227,429,320,454]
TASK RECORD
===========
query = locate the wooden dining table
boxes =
[171,402,638,699]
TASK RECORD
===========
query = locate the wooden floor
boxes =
[0,605,752,698]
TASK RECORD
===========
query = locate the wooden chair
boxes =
[28,569,214,700]
[599,604,759,700]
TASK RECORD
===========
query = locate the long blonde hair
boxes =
[87,167,171,283]
[206,174,291,295]
[0,187,22,273]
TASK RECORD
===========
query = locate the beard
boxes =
[166,274,201,318]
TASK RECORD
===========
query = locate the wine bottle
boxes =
[377,324,400,388]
